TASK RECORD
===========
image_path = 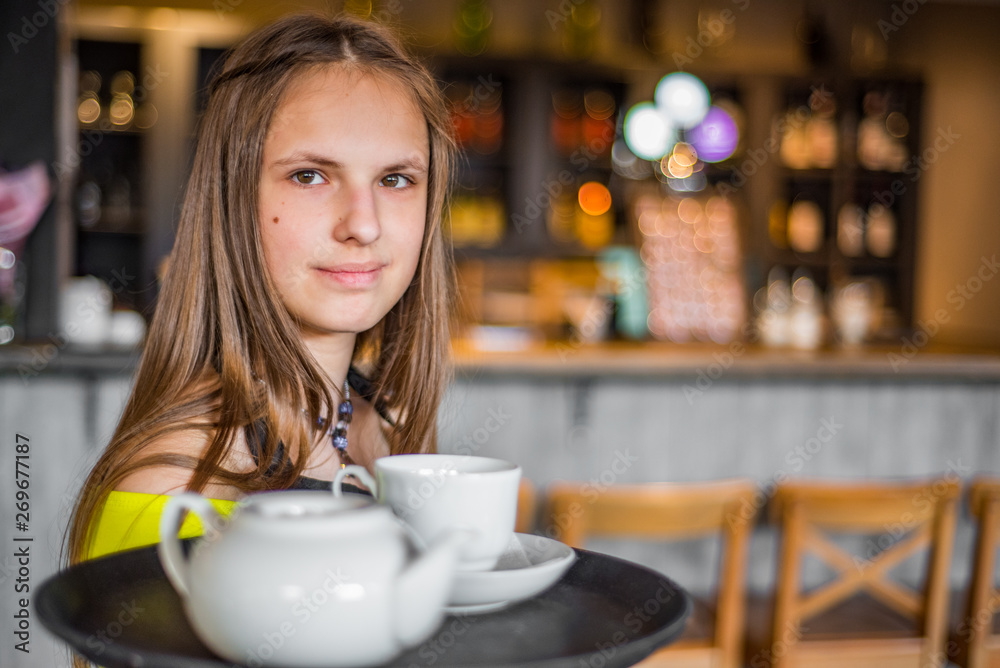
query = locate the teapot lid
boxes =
[238,490,392,534]
[243,490,367,516]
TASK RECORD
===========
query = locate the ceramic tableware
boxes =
[335,454,521,571]
[158,490,465,667]
[445,532,577,613]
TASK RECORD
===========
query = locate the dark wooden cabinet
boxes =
[761,76,922,333]
[72,39,151,314]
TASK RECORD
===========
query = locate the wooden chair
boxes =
[547,478,758,668]
[767,477,960,668]
[516,478,537,534]
[954,477,1000,668]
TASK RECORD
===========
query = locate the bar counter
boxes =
[5,340,1000,379]
[440,340,1000,595]
[1,341,999,613]
[451,339,1000,380]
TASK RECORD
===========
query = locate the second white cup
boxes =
[335,454,521,572]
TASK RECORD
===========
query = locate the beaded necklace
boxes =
[314,378,353,467]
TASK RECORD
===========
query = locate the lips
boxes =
[316,262,385,288]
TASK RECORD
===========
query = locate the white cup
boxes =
[335,454,521,572]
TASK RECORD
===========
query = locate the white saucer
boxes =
[445,533,576,614]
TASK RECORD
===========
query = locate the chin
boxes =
[309,315,384,336]
[292,300,399,337]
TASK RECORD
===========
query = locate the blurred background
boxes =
[2,3,1000,667]
[2,0,999,351]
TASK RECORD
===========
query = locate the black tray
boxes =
[36,542,690,668]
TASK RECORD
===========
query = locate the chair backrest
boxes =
[547,478,758,668]
[958,477,1000,668]
[770,477,961,668]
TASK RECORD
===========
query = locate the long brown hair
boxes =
[67,13,455,566]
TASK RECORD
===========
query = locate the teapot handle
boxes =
[333,465,377,497]
[157,493,223,598]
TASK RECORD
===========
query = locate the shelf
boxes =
[77,125,145,137]
[763,75,922,330]
[77,226,143,236]
[72,37,153,314]
[781,168,838,180]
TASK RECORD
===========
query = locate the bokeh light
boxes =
[654,72,710,129]
[624,102,676,160]
[578,181,612,216]
[583,89,616,120]
[109,96,134,126]
[688,105,739,162]
[77,97,100,125]
[637,190,746,343]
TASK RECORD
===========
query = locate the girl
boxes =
[67,13,455,565]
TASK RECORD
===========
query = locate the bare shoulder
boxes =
[114,427,249,501]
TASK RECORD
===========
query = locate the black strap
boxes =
[245,417,371,496]
[347,366,394,426]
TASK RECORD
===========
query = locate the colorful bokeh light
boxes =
[654,72,710,129]
[624,102,676,160]
[688,105,739,163]
[578,181,612,216]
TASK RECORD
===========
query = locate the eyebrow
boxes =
[270,151,429,173]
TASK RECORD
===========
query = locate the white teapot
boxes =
[158,490,465,667]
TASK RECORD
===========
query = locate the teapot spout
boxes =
[394,529,469,647]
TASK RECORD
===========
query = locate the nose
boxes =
[333,183,381,246]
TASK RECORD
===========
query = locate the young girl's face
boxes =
[258,65,429,337]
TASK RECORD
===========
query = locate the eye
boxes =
[379,174,413,189]
[292,170,326,186]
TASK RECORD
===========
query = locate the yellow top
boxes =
[87,490,239,561]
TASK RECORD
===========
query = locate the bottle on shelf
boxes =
[857,90,910,172]
[836,203,865,257]
[786,199,824,253]
[778,86,838,169]
[865,203,896,257]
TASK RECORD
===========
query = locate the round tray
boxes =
[37,542,690,668]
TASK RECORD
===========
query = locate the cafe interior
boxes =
[1,0,1000,666]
